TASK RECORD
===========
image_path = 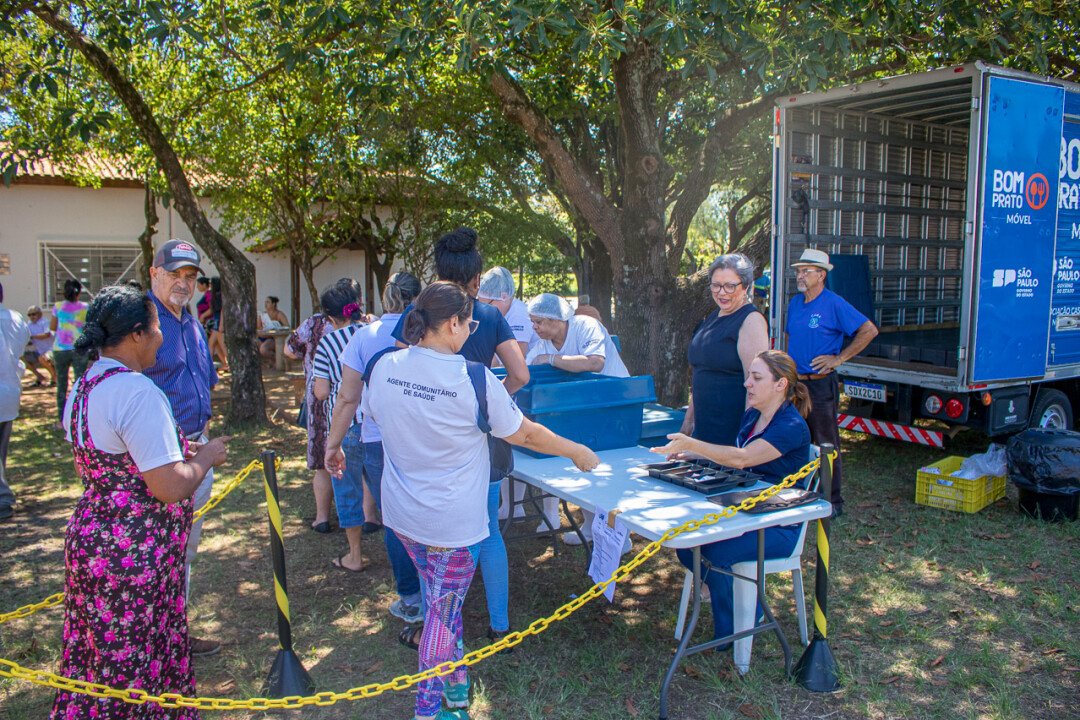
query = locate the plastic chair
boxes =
[673,446,822,674]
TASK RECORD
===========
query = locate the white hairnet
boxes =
[526,293,574,322]
[478,266,515,300]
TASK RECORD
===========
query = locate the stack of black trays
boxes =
[639,460,762,495]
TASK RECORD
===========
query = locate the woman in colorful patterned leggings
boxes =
[344,281,598,720]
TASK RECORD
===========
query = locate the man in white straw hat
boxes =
[785,248,878,517]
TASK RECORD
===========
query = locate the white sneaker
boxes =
[562,530,591,545]
[535,511,561,533]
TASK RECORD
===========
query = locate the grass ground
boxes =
[1,369,1078,719]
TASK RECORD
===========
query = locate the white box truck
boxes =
[771,62,1080,447]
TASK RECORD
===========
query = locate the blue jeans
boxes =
[675,524,800,640]
[360,439,420,603]
[335,426,367,528]
[478,481,510,632]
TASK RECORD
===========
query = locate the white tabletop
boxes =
[511,447,832,550]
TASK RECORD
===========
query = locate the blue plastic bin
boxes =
[640,403,687,446]
[496,368,656,457]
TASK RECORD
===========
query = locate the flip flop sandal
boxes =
[398,626,421,651]
[330,554,365,573]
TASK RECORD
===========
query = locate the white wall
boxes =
[0,182,370,326]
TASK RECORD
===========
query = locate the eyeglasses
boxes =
[468,319,479,335]
[794,268,822,277]
[709,281,744,294]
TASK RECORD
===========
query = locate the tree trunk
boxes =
[136,181,157,289]
[294,241,321,314]
[31,6,266,427]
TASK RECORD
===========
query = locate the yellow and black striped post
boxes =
[261,450,315,697]
[794,443,841,692]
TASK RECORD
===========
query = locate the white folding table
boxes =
[509,447,832,719]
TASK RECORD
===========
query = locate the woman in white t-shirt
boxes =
[524,293,628,377]
[355,281,598,720]
[524,293,631,540]
[54,284,229,719]
[325,272,425,624]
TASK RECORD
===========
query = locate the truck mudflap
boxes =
[837,413,944,448]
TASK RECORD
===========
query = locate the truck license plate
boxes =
[844,381,886,403]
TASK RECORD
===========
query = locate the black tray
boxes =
[639,460,763,495]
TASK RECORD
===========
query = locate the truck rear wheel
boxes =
[1028,389,1074,430]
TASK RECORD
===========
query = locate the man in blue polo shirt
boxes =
[785,249,878,517]
[145,239,222,656]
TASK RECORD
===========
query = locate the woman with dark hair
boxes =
[357,281,597,720]
[391,227,530,648]
[286,304,335,532]
[200,277,228,372]
[51,278,89,428]
[51,284,229,720]
[312,279,373,566]
[195,277,211,319]
[681,253,769,447]
[257,295,290,359]
[651,349,812,645]
[326,272,424,620]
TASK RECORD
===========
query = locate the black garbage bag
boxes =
[1006,428,1080,496]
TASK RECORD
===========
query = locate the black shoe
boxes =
[361,522,383,535]
[487,627,514,654]
[310,521,332,534]
[832,505,844,518]
[0,506,12,521]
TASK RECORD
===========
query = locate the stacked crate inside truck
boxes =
[771,64,1080,446]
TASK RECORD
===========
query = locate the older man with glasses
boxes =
[784,248,878,518]
[143,239,222,656]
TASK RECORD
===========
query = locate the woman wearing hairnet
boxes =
[525,293,631,548]
[524,293,628,377]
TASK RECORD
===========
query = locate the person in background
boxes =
[573,293,603,323]
[195,277,212,322]
[785,249,878,517]
[51,278,89,429]
[311,280,375,572]
[0,283,30,521]
[326,271,424,624]
[286,306,335,533]
[51,283,229,719]
[143,239,222,657]
[200,277,228,373]
[23,305,56,386]
[525,292,629,542]
[651,350,812,645]
[477,267,542,522]
[681,254,769,447]
[391,228,530,650]
[477,266,537,362]
[257,295,290,359]
[359,281,598,720]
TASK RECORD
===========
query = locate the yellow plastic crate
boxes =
[915,456,1007,513]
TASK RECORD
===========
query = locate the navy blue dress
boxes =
[687,303,762,446]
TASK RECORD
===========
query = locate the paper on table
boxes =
[588,506,629,602]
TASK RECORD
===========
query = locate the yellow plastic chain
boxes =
[0,457,821,710]
[0,458,268,625]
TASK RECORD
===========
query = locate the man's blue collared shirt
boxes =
[145,293,218,437]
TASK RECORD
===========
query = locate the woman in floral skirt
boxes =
[52,284,229,719]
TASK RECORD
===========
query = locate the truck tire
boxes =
[1028,389,1074,430]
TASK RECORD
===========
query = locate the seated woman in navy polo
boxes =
[650,349,812,644]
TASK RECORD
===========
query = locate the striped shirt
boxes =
[144,293,218,437]
[312,324,363,427]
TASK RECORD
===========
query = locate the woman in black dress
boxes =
[681,254,769,446]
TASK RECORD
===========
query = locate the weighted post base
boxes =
[793,636,840,692]
[264,648,315,698]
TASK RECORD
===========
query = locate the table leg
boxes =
[562,499,591,570]
[660,547,700,720]
[275,337,286,371]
